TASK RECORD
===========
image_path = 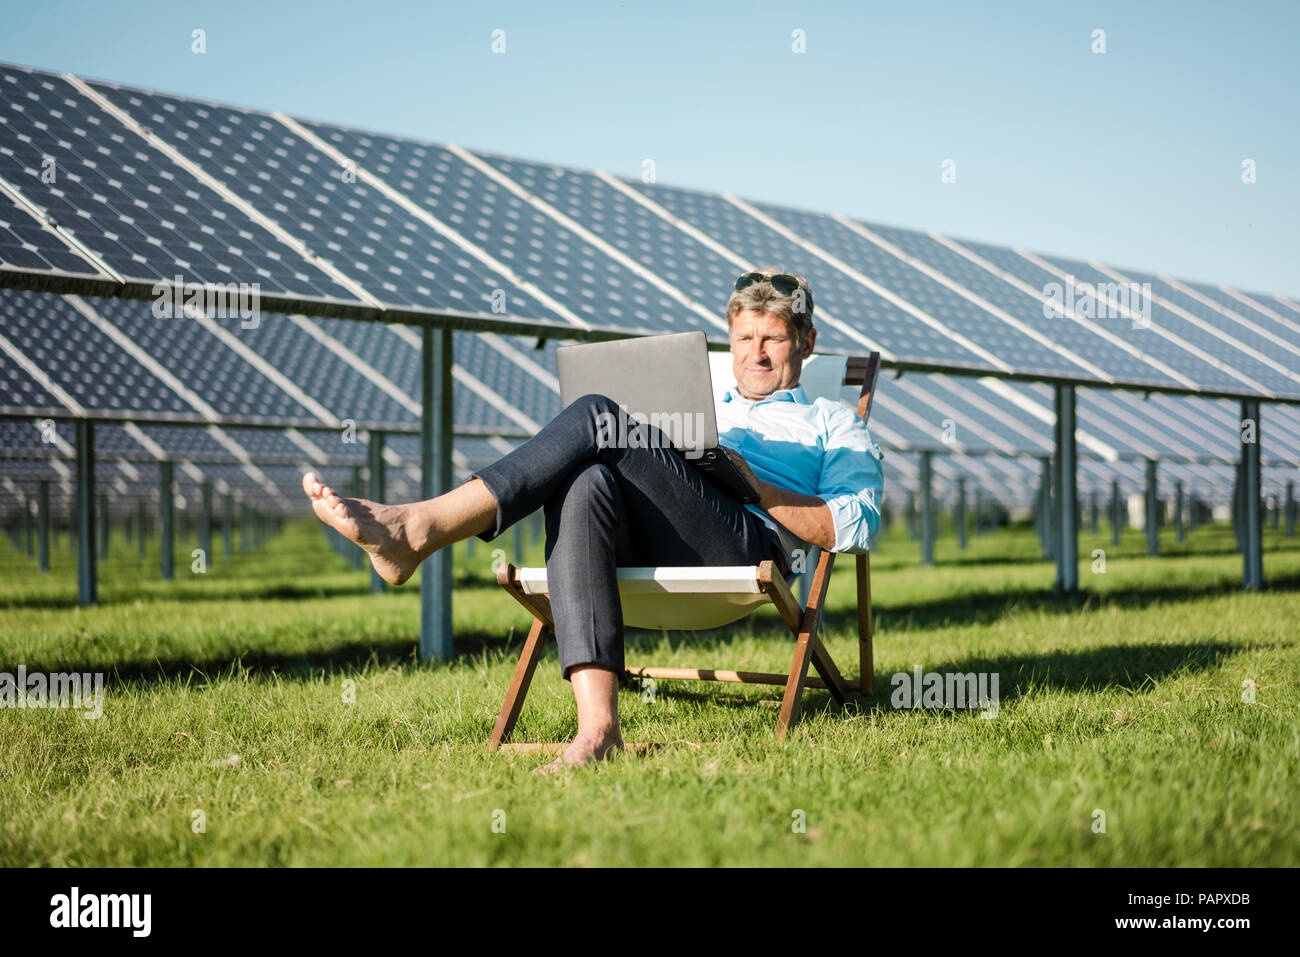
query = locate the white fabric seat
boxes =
[514,564,804,630]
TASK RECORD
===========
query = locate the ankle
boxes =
[576,722,621,743]
[400,502,438,557]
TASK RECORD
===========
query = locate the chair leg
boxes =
[777,550,839,736]
[809,634,850,705]
[780,629,850,729]
[776,628,817,738]
[857,553,873,696]
[488,617,550,750]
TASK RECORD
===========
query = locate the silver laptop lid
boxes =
[555,331,718,455]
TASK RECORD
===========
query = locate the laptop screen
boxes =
[556,331,719,454]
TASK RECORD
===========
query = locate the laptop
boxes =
[555,331,762,505]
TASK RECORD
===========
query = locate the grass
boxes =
[0,514,1297,866]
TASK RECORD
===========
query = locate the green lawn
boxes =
[1,516,1297,866]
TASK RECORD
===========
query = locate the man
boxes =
[302,268,884,772]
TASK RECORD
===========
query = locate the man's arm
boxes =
[815,406,884,553]
[756,481,836,551]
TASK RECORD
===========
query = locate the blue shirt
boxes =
[715,383,885,553]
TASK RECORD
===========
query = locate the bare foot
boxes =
[532,728,624,776]
[301,472,426,585]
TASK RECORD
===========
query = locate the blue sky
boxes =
[2,0,1296,296]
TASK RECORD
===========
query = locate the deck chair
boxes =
[489,350,881,750]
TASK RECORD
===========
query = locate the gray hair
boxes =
[724,267,815,347]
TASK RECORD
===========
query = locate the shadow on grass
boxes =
[4,628,518,691]
[810,572,1300,634]
[6,631,1255,738]
[911,540,1296,568]
[9,566,1293,704]
[0,570,516,610]
[625,639,1247,727]
[0,580,378,610]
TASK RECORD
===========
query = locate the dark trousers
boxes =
[471,393,784,679]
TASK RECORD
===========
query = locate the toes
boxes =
[302,472,319,498]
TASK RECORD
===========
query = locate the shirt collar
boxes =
[723,383,809,405]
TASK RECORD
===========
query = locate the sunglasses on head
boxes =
[734,271,803,297]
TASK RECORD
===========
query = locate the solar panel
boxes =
[217,427,319,462]
[1117,267,1300,396]
[856,399,950,452]
[1036,254,1290,397]
[0,287,192,415]
[0,186,110,282]
[1,61,1294,411]
[0,342,64,412]
[0,419,159,462]
[747,200,1095,375]
[85,422,153,456]
[618,182,937,358]
[474,153,737,329]
[935,375,1059,456]
[302,122,697,335]
[1268,296,1300,320]
[0,418,54,450]
[890,373,1053,456]
[959,242,1239,392]
[1006,380,1198,463]
[306,319,529,433]
[88,82,577,326]
[1185,283,1300,351]
[0,66,360,305]
[1162,278,1300,355]
[133,424,231,458]
[200,312,411,428]
[853,222,1145,383]
[1076,388,1211,462]
[1142,394,1247,462]
[280,427,366,466]
[68,293,323,423]
[453,333,560,427]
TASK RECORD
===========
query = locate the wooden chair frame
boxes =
[489,353,881,750]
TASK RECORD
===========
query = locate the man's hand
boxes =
[724,448,765,498]
[726,450,836,551]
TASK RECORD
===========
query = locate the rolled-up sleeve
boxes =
[818,407,885,553]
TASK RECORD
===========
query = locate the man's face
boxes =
[729,309,816,401]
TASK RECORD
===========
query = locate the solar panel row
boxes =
[1,62,1295,403]
[4,444,1291,533]
[0,61,1295,598]
[0,68,358,306]
[4,285,1300,481]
